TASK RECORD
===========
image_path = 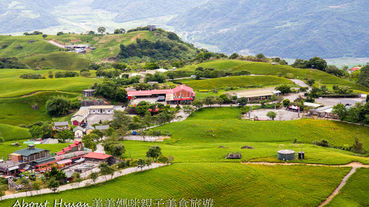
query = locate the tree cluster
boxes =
[0,57,27,69]
[46,96,80,117]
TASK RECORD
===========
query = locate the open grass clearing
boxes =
[0,163,350,207]
[0,91,79,126]
[179,60,368,91]
[123,141,369,165]
[154,108,369,151]
[0,69,100,98]
[0,124,31,142]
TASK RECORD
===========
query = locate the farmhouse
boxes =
[128,85,196,104]
[89,105,115,115]
[10,145,50,163]
[83,152,115,165]
[54,121,70,131]
[83,89,95,97]
[73,126,84,138]
[230,89,281,102]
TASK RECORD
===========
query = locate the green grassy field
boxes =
[0,69,99,98]
[0,124,31,141]
[22,52,90,70]
[0,91,79,126]
[155,108,369,151]
[0,163,350,207]
[180,60,369,91]
[0,35,59,59]
[328,168,369,207]
[179,75,293,90]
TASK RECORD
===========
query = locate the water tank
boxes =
[277,150,295,161]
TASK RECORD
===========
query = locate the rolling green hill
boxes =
[180,59,369,91]
[0,69,99,98]
[0,124,31,141]
[0,91,79,126]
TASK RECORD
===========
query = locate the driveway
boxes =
[245,109,302,121]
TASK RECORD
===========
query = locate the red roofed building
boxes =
[83,152,115,164]
[56,141,83,155]
[127,85,196,104]
[351,67,361,73]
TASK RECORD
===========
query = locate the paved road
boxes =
[0,163,166,201]
[48,40,65,48]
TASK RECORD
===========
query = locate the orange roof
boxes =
[83,152,112,160]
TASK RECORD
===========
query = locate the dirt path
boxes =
[318,167,358,207]
[243,161,369,206]
[48,40,66,48]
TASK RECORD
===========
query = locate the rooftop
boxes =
[83,152,112,160]
[89,105,115,109]
[13,147,48,157]
[54,121,69,126]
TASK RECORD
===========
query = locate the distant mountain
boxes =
[0,0,66,33]
[1,0,369,59]
[91,0,209,22]
[168,0,369,58]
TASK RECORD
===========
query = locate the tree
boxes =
[307,79,315,87]
[192,100,203,109]
[332,104,347,121]
[110,143,126,158]
[237,97,248,107]
[57,32,64,36]
[97,27,106,35]
[204,96,216,106]
[352,138,364,153]
[137,159,145,171]
[99,162,114,177]
[307,57,327,71]
[183,106,195,114]
[46,96,71,117]
[82,134,98,151]
[47,177,59,193]
[275,85,291,94]
[358,64,369,87]
[282,99,290,108]
[146,146,162,161]
[256,53,265,60]
[229,53,239,59]
[114,28,126,34]
[267,111,277,120]
[55,130,74,143]
[90,172,99,183]
[42,34,47,39]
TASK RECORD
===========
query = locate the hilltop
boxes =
[0,28,199,70]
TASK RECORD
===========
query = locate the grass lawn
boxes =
[0,35,58,59]
[0,163,350,207]
[178,75,293,90]
[0,69,100,98]
[155,108,369,152]
[179,60,369,91]
[22,52,90,70]
[0,124,31,141]
[0,140,70,159]
[327,168,369,207]
[122,141,369,165]
[0,91,79,126]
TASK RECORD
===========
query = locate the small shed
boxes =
[226,153,242,159]
[73,126,84,138]
[277,150,295,161]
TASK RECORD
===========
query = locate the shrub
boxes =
[19,73,44,79]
